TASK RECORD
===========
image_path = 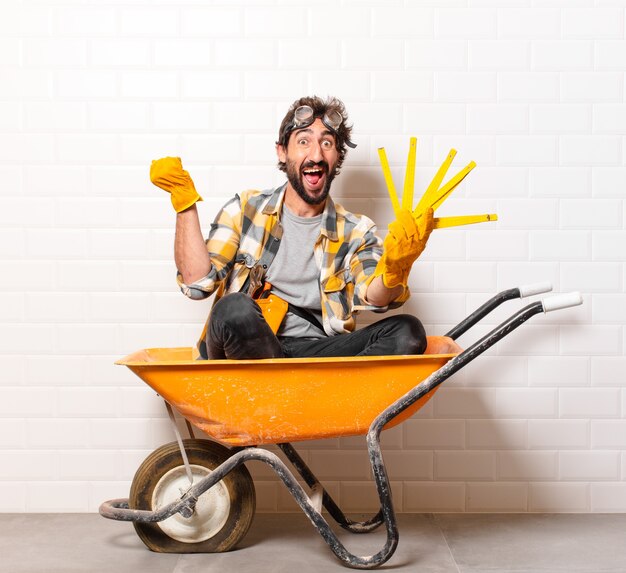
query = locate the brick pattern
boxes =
[2,1,625,514]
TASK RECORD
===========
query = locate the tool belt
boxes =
[247,265,288,334]
[247,265,324,335]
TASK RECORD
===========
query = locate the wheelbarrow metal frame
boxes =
[100,284,579,569]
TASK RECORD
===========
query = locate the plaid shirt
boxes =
[178,183,409,358]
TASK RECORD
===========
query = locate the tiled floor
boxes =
[2,512,626,572]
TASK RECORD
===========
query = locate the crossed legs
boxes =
[206,293,428,360]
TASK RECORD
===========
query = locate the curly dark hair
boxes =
[276,95,353,174]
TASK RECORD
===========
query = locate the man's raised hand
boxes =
[374,208,434,289]
[150,157,203,213]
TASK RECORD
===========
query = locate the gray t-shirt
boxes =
[265,205,326,338]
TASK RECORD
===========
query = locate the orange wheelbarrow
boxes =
[100,285,581,569]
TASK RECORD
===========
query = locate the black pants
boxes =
[206,292,427,360]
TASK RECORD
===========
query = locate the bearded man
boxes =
[151,95,458,360]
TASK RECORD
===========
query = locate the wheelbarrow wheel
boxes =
[129,438,255,553]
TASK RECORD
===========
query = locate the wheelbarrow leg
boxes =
[278,443,384,534]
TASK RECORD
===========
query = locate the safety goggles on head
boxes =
[286,105,357,149]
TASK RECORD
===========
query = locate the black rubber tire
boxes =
[129,439,255,553]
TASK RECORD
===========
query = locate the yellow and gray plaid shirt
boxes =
[178,183,409,358]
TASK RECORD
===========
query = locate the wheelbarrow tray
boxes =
[117,341,457,447]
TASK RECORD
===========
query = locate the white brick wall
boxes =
[1,0,624,515]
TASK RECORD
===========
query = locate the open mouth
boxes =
[302,165,326,188]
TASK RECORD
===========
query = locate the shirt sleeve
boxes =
[176,194,242,300]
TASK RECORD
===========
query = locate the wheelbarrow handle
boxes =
[445,282,553,340]
[374,290,582,436]
[520,281,553,297]
[542,291,583,313]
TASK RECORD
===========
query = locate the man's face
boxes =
[277,118,339,206]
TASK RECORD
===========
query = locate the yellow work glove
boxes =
[149,156,202,213]
[374,208,434,289]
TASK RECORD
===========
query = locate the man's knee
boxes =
[390,314,427,355]
[210,292,260,331]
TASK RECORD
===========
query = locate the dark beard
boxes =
[286,159,336,206]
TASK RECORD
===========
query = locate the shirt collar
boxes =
[262,183,287,215]
[263,182,339,242]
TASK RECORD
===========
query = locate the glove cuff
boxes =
[171,191,203,213]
